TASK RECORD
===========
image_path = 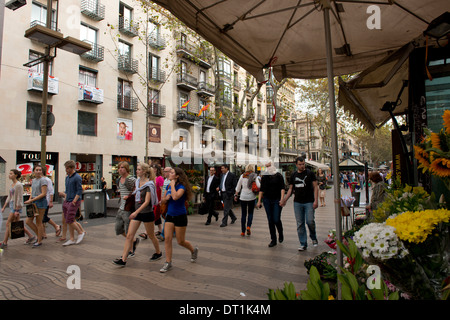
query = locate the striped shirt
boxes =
[118,176,136,211]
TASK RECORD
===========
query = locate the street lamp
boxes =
[23,0,91,168]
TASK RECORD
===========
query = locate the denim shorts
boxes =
[9,201,22,214]
[34,197,48,209]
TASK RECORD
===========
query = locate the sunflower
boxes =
[429,158,450,178]
[443,110,450,135]
[414,145,430,169]
[430,132,441,150]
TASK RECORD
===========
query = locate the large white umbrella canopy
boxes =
[150,0,448,298]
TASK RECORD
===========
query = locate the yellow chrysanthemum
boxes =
[386,209,450,244]
[430,158,450,178]
[443,110,450,135]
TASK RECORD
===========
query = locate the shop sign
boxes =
[75,162,95,172]
[78,84,104,104]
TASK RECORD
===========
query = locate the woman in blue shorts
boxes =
[24,165,48,248]
[159,167,198,273]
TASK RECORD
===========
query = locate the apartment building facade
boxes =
[0,0,282,197]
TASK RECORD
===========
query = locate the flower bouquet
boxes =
[414,109,450,190]
[353,221,437,299]
[341,196,355,217]
[386,209,450,299]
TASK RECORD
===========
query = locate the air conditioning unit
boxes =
[5,0,27,11]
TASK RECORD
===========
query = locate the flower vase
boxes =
[366,255,437,300]
[404,223,450,299]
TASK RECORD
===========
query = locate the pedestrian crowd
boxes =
[1,157,388,273]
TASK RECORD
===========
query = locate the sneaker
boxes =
[150,252,163,261]
[76,232,86,244]
[25,236,36,245]
[32,242,42,248]
[0,243,7,249]
[312,240,318,247]
[160,261,172,273]
[298,246,307,251]
[240,232,245,237]
[191,247,198,262]
[62,240,76,246]
[247,227,251,235]
[113,258,126,267]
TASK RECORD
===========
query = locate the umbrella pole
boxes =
[323,5,343,300]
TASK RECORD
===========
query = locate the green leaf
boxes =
[341,285,353,300]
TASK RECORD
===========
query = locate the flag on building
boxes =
[181,99,190,109]
[197,103,210,117]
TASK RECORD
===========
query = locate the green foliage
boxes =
[299,266,331,300]
[267,282,299,300]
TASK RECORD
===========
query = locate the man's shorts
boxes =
[115,208,131,235]
[63,200,81,224]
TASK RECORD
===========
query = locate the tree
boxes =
[353,125,393,167]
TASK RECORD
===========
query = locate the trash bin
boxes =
[83,189,106,219]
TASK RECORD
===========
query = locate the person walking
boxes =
[113,163,162,267]
[281,156,319,251]
[42,175,61,238]
[115,162,136,241]
[235,164,260,236]
[218,164,237,227]
[58,160,86,246]
[317,168,327,207]
[203,166,219,225]
[153,165,164,237]
[1,169,35,248]
[257,162,285,247]
[159,167,198,273]
[23,164,48,248]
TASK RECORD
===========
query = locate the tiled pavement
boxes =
[0,187,364,300]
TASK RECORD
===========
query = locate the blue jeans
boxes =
[293,202,317,247]
[263,198,283,243]
[240,200,255,233]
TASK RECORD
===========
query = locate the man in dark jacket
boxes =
[218,164,237,227]
[203,166,220,225]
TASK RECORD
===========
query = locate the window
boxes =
[179,92,189,110]
[199,70,206,83]
[199,99,208,118]
[178,130,189,149]
[31,1,57,30]
[217,58,231,79]
[180,60,187,75]
[180,33,187,48]
[119,3,132,23]
[78,111,97,136]
[149,53,160,80]
[118,41,131,58]
[28,50,53,75]
[148,20,161,41]
[118,79,133,109]
[149,89,160,104]
[26,101,51,130]
[267,105,274,119]
[79,67,97,87]
[80,24,98,44]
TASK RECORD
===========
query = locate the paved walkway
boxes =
[0,187,366,300]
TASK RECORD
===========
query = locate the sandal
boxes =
[56,225,62,237]
[139,232,148,240]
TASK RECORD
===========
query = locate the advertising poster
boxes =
[117,118,133,140]
[149,123,161,143]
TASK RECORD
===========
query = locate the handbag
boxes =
[160,200,168,218]
[10,220,25,239]
[198,201,208,215]
[251,181,260,194]
[124,194,135,212]
[26,203,38,218]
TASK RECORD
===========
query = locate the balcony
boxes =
[267,116,275,125]
[119,17,138,37]
[80,41,104,62]
[256,114,265,123]
[176,110,216,128]
[177,73,198,91]
[117,95,138,112]
[280,147,298,155]
[197,82,215,97]
[118,55,138,74]
[81,0,105,21]
[176,39,212,69]
[148,102,166,117]
[149,67,166,83]
[30,20,58,32]
[148,32,166,50]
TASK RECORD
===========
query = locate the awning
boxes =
[338,42,415,133]
[339,157,365,171]
[306,160,330,171]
